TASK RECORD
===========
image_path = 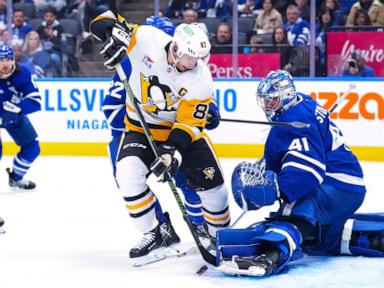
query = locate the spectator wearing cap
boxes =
[37,7,63,76]
[12,9,33,46]
[253,0,283,34]
[282,4,310,46]
[342,49,376,77]
[346,0,384,26]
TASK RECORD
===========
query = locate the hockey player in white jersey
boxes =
[90,11,230,260]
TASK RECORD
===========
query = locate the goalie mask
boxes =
[0,45,16,79]
[170,23,211,71]
[256,70,297,120]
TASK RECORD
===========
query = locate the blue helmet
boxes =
[143,16,175,36]
[256,70,296,120]
[0,45,14,59]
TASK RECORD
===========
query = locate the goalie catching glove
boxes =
[99,22,132,69]
[150,143,182,182]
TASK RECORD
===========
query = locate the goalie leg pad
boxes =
[340,213,384,257]
[216,221,303,275]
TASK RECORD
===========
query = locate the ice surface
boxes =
[0,157,383,288]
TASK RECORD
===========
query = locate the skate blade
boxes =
[130,244,197,267]
[9,186,37,193]
[217,261,267,277]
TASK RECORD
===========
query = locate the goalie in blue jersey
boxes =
[0,45,41,191]
[216,70,384,277]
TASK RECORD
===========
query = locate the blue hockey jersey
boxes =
[264,93,365,203]
[0,65,41,115]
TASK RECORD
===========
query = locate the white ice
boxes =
[0,157,383,288]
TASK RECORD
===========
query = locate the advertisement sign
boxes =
[32,79,111,142]
[327,31,384,76]
[3,79,384,160]
[208,53,280,78]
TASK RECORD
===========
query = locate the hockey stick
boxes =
[329,83,356,113]
[214,118,310,129]
[116,65,217,266]
[196,210,248,275]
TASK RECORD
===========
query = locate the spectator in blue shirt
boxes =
[12,9,34,45]
[282,4,310,46]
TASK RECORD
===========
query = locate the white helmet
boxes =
[171,23,211,64]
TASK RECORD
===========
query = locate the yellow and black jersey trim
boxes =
[124,115,173,142]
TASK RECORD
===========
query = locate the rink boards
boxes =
[2,78,384,161]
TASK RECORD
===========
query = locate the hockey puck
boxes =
[196,265,208,275]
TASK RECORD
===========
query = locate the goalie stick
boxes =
[329,83,357,113]
[214,118,310,129]
[116,64,217,266]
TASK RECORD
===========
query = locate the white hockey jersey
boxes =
[105,25,214,148]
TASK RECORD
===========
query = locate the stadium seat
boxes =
[28,18,42,31]
[228,17,255,34]
[60,18,83,76]
[200,18,222,35]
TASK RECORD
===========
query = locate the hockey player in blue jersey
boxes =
[215,70,384,277]
[0,45,41,190]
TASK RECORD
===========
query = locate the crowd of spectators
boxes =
[0,0,116,77]
[165,0,384,76]
[0,1,382,77]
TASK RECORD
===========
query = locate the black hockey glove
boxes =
[100,22,132,69]
[150,143,182,182]
[0,101,21,127]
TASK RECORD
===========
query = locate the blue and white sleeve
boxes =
[275,129,326,203]
[20,70,41,114]
[102,72,127,134]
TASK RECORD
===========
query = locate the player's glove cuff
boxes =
[150,144,182,182]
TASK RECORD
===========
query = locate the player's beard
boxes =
[0,62,15,79]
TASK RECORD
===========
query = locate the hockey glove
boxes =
[0,101,21,127]
[206,101,220,130]
[232,159,279,210]
[150,143,182,182]
[100,22,131,69]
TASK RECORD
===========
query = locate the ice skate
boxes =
[7,168,36,190]
[129,215,180,258]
